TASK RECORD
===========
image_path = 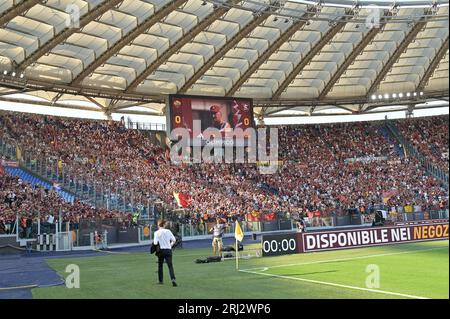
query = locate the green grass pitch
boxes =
[32,240,449,299]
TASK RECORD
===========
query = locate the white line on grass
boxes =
[239,269,430,299]
[243,247,448,272]
[91,249,131,255]
[238,246,449,299]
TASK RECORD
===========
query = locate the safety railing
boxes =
[181,221,289,238]
[125,121,166,131]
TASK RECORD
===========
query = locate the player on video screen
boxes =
[209,105,231,132]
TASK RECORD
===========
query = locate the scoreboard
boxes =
[167,94,254,142]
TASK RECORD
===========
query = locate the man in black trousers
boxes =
[153,220,177,287]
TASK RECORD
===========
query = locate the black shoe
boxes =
[172,281,178,287]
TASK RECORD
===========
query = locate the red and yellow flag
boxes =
[173,192,192,208]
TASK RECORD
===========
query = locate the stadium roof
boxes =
[0,0,448,119]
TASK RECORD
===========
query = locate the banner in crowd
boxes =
[345,156,388,164]
[262,212,276,221]
[0,159,19,167]
[246,211,261,222]
[0,159,19,168]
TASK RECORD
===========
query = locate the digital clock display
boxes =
[261,233,299,257]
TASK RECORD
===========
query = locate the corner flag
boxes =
[234,221,244,270]
[235,221,244,242]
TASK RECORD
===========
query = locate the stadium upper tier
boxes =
[0,0,448,117]
[0,111,448,222]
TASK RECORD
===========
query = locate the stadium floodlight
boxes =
[384,94,390,99]
[392,93,397,98]
[371,95,377,100]
[419,92,424,96]
[378,94,383,99]
[3,70,7,75]
[399,93,404,98]
[11,72,16,77]
[20,73,24,79]
[413,92,417,97]
[406,92,411,97]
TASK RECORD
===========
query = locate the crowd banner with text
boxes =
[0,159,19,167]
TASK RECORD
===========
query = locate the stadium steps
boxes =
[378,125,405,158]
[385,120,449,189]
[4,167,75,203]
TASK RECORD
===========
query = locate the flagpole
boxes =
[235,238,239,270]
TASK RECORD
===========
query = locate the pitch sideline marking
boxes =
[243,247,448,272]
[0,284,38,291]
[239,268,430,299]
[91,249,131,255]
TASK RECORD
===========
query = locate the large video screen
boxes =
[167,95,254,142]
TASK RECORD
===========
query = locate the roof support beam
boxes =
[0,89,23,96]
[178,10,272,93]
[264,106,293,116]
[85,96,107,109]
[318,19,386,100]
[126,0,240,92]
[71,0,187,86]
[273,12,350,99]
[366,14,428,97]
[417,36,449,91]
[334,105,357,113]
[1,73,448,107]
[110,102,150,111]
[0,96,103,112]
[0,76,165,102]
[0,0,41,27]
[17,0,124,71]
[226,10,314,97]
[51,92,63,103]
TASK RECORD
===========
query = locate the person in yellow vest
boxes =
[404,204,413,213]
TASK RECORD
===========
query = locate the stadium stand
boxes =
[0,111,448,233]
[396,116,449,173]
[0,168,132,237]
[5,167,75,203]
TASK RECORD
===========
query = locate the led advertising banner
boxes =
[262,222,449,257]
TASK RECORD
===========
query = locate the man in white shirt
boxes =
[153,220,177,287]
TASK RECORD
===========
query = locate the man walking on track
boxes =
[153,220,178,287]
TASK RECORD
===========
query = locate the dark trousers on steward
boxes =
[158,249,176,283]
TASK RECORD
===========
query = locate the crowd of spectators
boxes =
[0,111,448,231]
[0,168,132,236]
[396,115,449,173]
